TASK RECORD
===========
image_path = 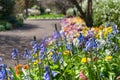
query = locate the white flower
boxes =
[105,49,111,55]
[73,38,79,47]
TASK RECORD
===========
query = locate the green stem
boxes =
[37,51,41,80]
[27,60,30,80]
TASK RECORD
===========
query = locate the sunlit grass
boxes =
[28,14,65,19]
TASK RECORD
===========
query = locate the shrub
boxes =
[0,0,15,19]
[0,25,5,31]
[66,8,74,16]
[28,9,41,16]
[93,0,120,27]
[5,22,13,30]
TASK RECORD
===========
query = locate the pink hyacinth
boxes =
[79,71,87,80]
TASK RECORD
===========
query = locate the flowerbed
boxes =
[0,17,120,80]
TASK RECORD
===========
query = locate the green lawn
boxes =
[28,14,65,19]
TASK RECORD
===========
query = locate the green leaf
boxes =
[9,67,20,80]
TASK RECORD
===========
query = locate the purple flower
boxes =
[51,50,62,64]
[112,25,119,35]
[40,47,45,60]
[43,65,58,80]
[52,71,58,77]
[85,38,97,51]
[43,65,50,80]
[78,33,86,47]
[52,31,61,40]
[66,43,73,51]
[0,64,7,80]
[33,43,40,53]
[11,48,18,59]
[86,30,94,38]
[23,48,31,59]
[0,58,2,62]
[43,71,50,80]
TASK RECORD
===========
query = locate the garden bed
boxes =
[0,17,120,80]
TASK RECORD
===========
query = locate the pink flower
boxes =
[79,71,87,80]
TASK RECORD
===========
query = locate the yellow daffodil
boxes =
[63,50,70,55]
[103,31,107,37]
[105,56,112,61]
[106,26,113,33]
[95,33,100,39]
[34,60,41,65]
[81,58,91,63]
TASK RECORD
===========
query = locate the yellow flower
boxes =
[105,56,112,61]
[106,27,113,33]
[34,60,40,65]
[49,52,53,55]
[99,26,104,30]
[81,58,91,63]
[63,50,70,55]
[74,33,80,38]
[8,77,10,80]
[103,31,107,37]
[95,33,100,39]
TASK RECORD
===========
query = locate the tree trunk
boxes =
[25,0,28,17]
[86,0,93,27]
[69,0,93,27]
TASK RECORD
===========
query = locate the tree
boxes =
[54,0,73,15]
[93,0,120,27]
[69,0,93,27]
[0,0,15,19]
[24,0,38,16]
[14,0,25,14]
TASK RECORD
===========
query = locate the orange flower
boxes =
[14,64,23,76]
[23,64,28,69]
[17,64,22,69]
[15,69,20,75]
[14,64,22,70]
[93,27,99,33]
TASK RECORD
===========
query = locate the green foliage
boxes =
[0,0,23,28]
[0,0,15,19]
[0,21,13,31]
[93,0,120,27]
[0,25,5,31]
[5,22,13,30]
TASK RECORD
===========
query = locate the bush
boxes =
[0,25,5,31]
[5,22,13,30]
[0,0,15,19]
[0,21,13,31]
[4,16,23,27]
[28,9,41,16]
[93,0,120,27]
[66,8,74,16]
